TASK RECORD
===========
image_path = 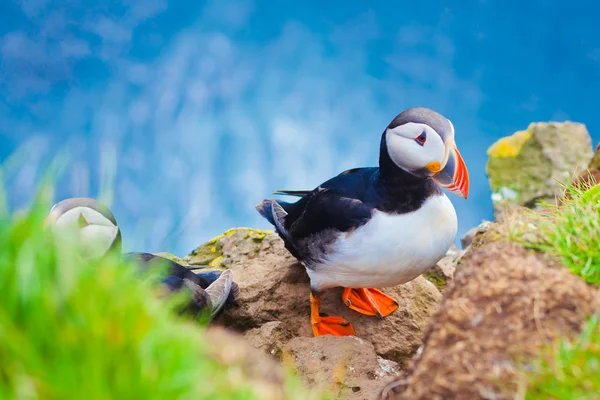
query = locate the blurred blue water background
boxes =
[1,0,599,255]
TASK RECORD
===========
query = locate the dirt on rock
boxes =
[379,241,600,400]
[282,336,401,400]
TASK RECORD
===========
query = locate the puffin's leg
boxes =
[310,290,355,337]
[342,288,398,319]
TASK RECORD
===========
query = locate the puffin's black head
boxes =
[381,107,469,199]
[44,197,122,258]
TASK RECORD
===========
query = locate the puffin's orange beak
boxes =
[432,144,469,199]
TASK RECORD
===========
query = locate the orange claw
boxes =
[310,292,355,337]
[342,288,398,319]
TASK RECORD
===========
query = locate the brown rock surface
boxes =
[185,227,445,398]
[197,230,442,367]
[282,336,401,400]
[379,241,600,400]
[243,321,295,359]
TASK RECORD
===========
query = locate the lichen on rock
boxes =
[185,227,273,268]
[152,251,192,266]
[486,122,593,220]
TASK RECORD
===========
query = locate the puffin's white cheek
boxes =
[422,138,446,164]
[78,225,119,259]
[386,134,433,170]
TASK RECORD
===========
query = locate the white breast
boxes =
[307,194,457,292]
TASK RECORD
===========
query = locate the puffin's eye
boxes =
[414,130,427,146]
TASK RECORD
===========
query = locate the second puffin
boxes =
[257,107,469,337]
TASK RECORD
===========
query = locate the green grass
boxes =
[516,178,600,284]
[0,184,322,400]
[509,176,600,399]
[526,314,600,400]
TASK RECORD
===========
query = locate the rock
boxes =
[152,251,193,266]
[379,241,600,400]
[589,143,600,170]
[185,228,273,267]
[243,321,295,359]
[423,255,455,292]
[460,228,477,249]
[195,228,442,370]
[460,221,492,249]
[423,241,476,292]
[445,243,460,257]
[486,122,593,220]
[282,336,401,400]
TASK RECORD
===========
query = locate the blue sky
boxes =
[1,0,599,255]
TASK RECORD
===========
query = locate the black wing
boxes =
[281,167,378,239]
[285,187,373,239]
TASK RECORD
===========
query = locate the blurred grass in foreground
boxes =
[0,177,323,400]
[525,314,600,400]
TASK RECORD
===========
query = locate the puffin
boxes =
[256,107,469,337]
[44,197,238,320]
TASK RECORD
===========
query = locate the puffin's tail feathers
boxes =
[256,199,292,241]
[255,199,276,225]
[204,269,235,319]
[270,200,292,240]
[272,189,311,197]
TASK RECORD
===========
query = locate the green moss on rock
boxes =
[486,122,593,220]
[423,270,446,291]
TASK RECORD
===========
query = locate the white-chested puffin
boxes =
[256,107,469,336]
[44,197,238,320]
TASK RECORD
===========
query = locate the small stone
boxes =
[461,221,492,249]
[423,256,455,292]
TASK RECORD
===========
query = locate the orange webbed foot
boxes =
[342,287,398,319]
[310,292,355,337]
